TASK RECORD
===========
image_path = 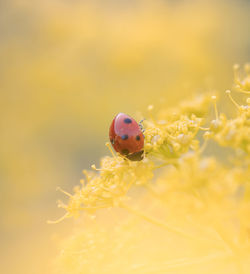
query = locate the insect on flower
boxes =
[109,113,144,161]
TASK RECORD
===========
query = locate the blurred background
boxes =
[0,0,249,273]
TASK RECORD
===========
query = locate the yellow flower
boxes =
[208,91,250,155]
[53,64,250,274]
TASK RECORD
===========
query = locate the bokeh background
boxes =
[0,0,249,273]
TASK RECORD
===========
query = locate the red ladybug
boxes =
[109,113,144,161]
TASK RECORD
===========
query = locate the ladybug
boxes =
[109,113,144,161]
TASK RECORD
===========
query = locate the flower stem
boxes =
[121,203,209,242]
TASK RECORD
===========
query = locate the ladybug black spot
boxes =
[110,139,114,144]
[124,118,132,124]
[121,149,129,155]
[121,134,128,140]
[136,135,140,141]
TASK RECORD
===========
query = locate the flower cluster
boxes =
[207,92,250,155]
[144,111,203,160]
[53,155,155,220]
[53,64,250,274]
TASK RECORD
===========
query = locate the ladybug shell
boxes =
[109,113,144,160]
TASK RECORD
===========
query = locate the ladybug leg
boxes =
[139,118,145,132]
